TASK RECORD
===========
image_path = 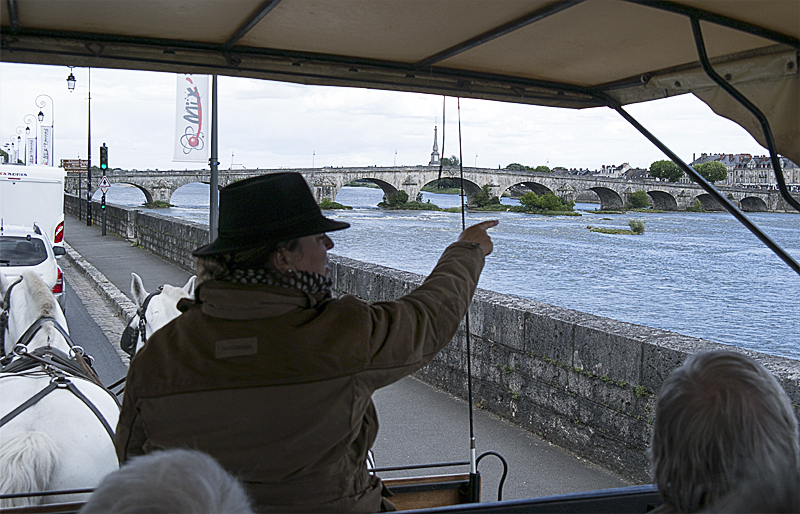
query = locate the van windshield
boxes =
[0,237,48,266]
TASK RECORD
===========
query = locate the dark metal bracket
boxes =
[690,17,800,213]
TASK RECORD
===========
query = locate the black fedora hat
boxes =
[193,173,349,257]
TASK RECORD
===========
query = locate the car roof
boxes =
[0,224,48,240]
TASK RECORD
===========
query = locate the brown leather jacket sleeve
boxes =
[360,241,485,389]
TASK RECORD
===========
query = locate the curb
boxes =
[64,242,138,324]
[64,242,137,367]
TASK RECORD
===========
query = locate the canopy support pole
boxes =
[209,74,219,242]
[601,94,800,276]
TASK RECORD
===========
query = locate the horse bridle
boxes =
[0,276,23,358]
[121,286,162,357]
[1,276,86,368]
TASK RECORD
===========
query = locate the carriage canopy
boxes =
[2,0,798,163]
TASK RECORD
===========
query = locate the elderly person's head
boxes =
[651,350,799,513]
[193,173,349,284]
[79,449,254,514]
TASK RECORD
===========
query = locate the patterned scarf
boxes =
[218,267,332,299]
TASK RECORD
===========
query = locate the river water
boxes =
[97,183,800,360]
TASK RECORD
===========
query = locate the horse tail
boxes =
[0,431,59,507]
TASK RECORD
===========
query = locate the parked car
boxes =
[0,223,67,312]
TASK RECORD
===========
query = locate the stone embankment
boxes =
[66,194,800,483]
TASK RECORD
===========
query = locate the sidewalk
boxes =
[63,213,629,500]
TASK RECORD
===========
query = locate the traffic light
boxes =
[100,143,108,170]
[101,195,106,210]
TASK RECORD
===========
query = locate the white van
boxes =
[0,164,66,250]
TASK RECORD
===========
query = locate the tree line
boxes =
[649,160,727,183]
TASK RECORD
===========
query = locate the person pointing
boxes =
[116,172,497,513]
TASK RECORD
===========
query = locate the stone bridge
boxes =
[65,166,795,212]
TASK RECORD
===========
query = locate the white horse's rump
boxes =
[122,273,195,356]
[0,272,120,507]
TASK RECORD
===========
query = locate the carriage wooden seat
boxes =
[0,502,84,514]
[383,473,476,510]
[397,484,661,513]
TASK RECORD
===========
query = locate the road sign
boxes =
[61,159,88,173]
[99,175,111,194]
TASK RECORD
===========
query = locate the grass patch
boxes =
[380,200,442,211]
[686,200,706,212]
[588,220,645,235]
[421,186,463,195]
[143,200,173,208]
[345,180,380,189]
[319,198,353,210]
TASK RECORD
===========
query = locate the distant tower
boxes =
[429,126,440,166]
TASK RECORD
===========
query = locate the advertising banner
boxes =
[173,74,209,163]
[41,126,53,166]
[27,137,35,165]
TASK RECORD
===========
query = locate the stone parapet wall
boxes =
[65,194,206,272]
[327,254,800,483]
[65,193,800,483]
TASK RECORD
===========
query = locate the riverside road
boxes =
[62,214,629,502]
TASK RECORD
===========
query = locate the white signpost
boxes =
[98,175,111,194]
[98,175,111,235]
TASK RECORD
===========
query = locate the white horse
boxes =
[0,271,121,508]
[121,273,196,357]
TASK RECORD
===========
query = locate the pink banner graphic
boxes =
[173,74,210,163]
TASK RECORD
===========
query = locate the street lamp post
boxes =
[36,94,54,166]
[14,129,24,164]
[8,135,19,164]
[66,67,92,225]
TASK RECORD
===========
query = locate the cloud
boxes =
[2,62,770,172]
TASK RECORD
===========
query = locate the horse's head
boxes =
[1,270,70,357]
[123,273,195,356]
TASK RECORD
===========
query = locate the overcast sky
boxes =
[1,62,773,173]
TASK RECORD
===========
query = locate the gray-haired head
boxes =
[650,350,799,513]
[80,449,254,514]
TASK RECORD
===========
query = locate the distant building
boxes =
[428,126,440,166]
[561,163,648,179]
[593,163,632,178]
[689,153,799,190]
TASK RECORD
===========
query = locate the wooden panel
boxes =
[382,473,476,510]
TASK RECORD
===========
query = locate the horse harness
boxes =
[0,276,120,442]
[0,276,23,358]
[120,286,162,357]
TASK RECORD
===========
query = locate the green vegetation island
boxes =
[588,220,646,235]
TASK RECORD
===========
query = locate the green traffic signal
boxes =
[100,144,108,170]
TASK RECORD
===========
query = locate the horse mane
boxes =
[20,271,60,320]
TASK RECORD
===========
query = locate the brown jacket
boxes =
[115,242,485,512]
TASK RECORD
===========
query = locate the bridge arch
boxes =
[590,187,624,210]
[511,181,553,197]
[421,178,482,203]
[339,178,397,204]
[647,190,678,211]
[116,182,154,204]
[740,196,768,212]
[695,194,725,211]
